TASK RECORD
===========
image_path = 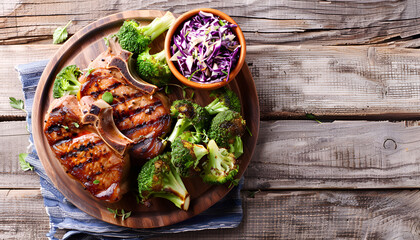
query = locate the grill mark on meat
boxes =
[88,82,122,98]
[79,72,123,98]
[113,101,163,125]
[120,114,171,138]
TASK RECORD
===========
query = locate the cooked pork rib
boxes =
[44,95,130,202]
[78,48,171,163]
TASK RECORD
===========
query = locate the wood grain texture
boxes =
[3,189,420,239]
[0,189,65,240]
[0,121,40,188]
[247,45,420,119]
[5,44,420,120]
[245,120,420,189]
[2,0,420,46]
[0,44,59,120]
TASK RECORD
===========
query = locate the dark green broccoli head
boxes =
[201,139,238,184]
[137,48,171,87]
[171,132,209,177]
[208,110,246,148]
[167,99,211,142]
[137,152,190,210]
[205,88,241,115]
[116,12,175,55]
[52,65,82,98]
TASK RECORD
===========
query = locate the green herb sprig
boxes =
[107,208,131,220]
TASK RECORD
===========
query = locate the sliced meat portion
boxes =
[44,95,130,202]
[78,51,171,162]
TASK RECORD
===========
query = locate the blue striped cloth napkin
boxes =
[15,60,243,240]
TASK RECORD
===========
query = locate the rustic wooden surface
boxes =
[3,0,420,239]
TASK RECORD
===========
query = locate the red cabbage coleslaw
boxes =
[170,11,241,84]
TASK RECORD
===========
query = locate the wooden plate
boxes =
[32,10,260,228]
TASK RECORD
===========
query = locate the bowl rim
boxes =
[164,8,246,90]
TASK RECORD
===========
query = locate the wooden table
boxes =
[3,0,420,239]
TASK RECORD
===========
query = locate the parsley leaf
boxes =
[93,179,100,185]
[102,92,114,104]
[9,97,25,111]
[53,20,72,44]
[19,153,33,171]
[306,113,322,124]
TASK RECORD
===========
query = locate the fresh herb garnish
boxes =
[218,19,225,26]
[9,97,25,112]
[102,92,114,104]
[19,153,33,171]
[306,113,322,124]
[107,208,131,220]
[73,122,79,128]
[104,36,110,47]
[84,68,95,77]
[247,189,261,198]
[246,125,253,137]
[62,125,69,130]
[53,20,72,44]
[228,178,240,188]
[93,179,100,185]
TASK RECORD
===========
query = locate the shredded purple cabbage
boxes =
[170,11,241,84]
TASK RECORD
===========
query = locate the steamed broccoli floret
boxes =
[201,139,238,184]
[52,65,82,98]
[137,48,171,87]
[116,12,175,55]
[205,88,241,115]
[167,99,210,143]
[137,152,190,210]
[171,131,209,177]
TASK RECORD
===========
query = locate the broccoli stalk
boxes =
[205,97,229,115]
[167,100,210,143]
[167,117,193,143]
[52,65,82,98]
[117,11,175,55]
[171,132,209,177]
[205,88,241,115]
[138,153,190,210]
[137,48,171,87]
[229,135,243,159]
[201,140,238,184]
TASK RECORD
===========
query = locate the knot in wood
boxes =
[383,139,397,150]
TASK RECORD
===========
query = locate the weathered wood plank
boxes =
[0,44,59,120]
[2,189,420,239]
[248,45,420,119]
[4,45,420,120]
[245,120,420,189]
[7,120,420,189]
[0,189,65,240]
[2,0,420,46]
[158,190,420,239]
[0,121,40,188]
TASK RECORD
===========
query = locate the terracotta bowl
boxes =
[164,8,246,90]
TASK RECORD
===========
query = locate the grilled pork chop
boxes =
[44,95,130,202]
[78,48,171,163]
